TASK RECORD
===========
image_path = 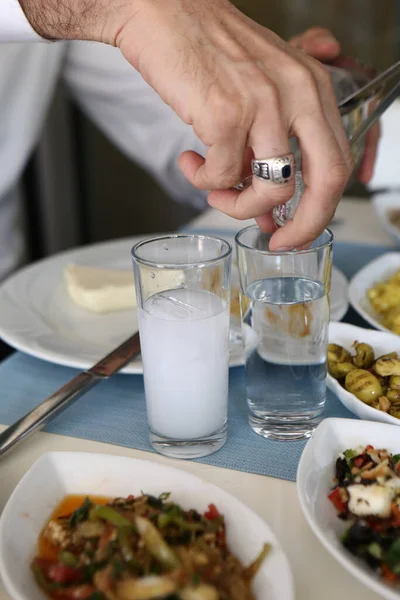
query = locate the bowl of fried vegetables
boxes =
[327,322,400,425]
[0,452,294,600]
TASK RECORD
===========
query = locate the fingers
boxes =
[207,170,295,222]
[201,50,349,243]
[150,4,350,246]
[290,31,379,187]
[293,50,353,178]
[207,90,295,220]
[178,119,248,190]
[185,71,296,220]
[269,109,348,250]
[357,123,381,184]
[289,27,341,61]
[255,213,277,233]
[289,27,350,171]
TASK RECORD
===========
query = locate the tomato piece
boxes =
[382,564,398,582]
[328,488,347,513]
[47,563,82,584]
[354,456,366,468]
[98,523,114,550]
[204,503,220,520]
[32,557,53,571]
[391,503,400,527]
[216,529,226,547]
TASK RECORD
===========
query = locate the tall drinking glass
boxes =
[235,226,333,441]
[132,234,232,459]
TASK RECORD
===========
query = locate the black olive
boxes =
[343,521,376,552]
[188,509,202,522]
[335,457,350,483]
[165,531,191,545]
[146,495,163,509]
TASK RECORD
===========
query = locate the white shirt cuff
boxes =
[0,0,46,42]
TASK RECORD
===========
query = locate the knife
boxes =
[0,331,141,458]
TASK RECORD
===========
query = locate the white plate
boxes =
[297,417,400,600]
[0,235,348,373]
[0,451,294,600]
[373,192,400,246]
[330,265,349,322]
[348,252,400,335]
[327,322,400,426]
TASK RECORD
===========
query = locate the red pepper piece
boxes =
[354,456,367,468]
[391,503,400,527]
[204,503,220,520]
[47,563,82,584]
[328,488,347,513]
[32,557,53,570]
[382,564,398,582]
[216,529,226,547]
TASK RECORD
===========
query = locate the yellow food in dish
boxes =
[367,268,400,334]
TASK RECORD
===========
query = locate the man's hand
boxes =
[117,2,353,249]
[19,0,353,249]
[289,27,380,185]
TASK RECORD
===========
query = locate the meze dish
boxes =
[328,340,400,419]
[329,444,400,583]
[367,268,400,335]
[32,492,269,600]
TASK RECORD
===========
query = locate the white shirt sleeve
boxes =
[62,41,208,210]
[0,0,45,42]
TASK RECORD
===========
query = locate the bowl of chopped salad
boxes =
[297,417,400,600]
[0,452,294,600]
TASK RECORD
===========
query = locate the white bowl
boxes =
[328,322,400,426]
[297,417,400,600]
[373,192,400,246]
[348,252,400,335]
[0,452,294,600]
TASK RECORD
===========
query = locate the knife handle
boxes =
[0,371,101,457]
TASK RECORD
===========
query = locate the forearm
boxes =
[18,0,135,43]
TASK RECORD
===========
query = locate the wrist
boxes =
[18,0,137,43]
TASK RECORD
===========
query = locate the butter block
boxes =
[64,264,136,313]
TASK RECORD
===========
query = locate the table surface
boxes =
[0,197,396,600]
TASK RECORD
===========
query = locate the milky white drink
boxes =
[138,288,229,440]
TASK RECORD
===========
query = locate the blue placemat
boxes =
[0,241,393,482]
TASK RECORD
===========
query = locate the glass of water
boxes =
[235,225,333,441]
[132,234,232,459]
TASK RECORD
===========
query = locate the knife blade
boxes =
[0,331,141,458]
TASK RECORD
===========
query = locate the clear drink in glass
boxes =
[235,226,333,440]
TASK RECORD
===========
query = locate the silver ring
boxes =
[251,154,295,184]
